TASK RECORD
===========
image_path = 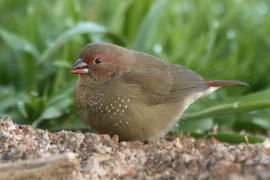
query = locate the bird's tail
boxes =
[204,80,248,87]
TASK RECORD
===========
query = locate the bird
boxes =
[71,42,247,141]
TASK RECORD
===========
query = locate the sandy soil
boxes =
[0,117,270,180]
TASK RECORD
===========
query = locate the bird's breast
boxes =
[75,86,134,126]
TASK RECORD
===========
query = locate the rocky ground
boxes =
[0,117,270,180]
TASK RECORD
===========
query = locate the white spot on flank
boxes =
[127,98,131,102]
[124,105,128,108]
[119,104,122,107]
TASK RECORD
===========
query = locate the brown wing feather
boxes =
[122,62,207,105]
[122,68,172,105]
[163,65,208,103]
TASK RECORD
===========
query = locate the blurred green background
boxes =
[0,0,270,143]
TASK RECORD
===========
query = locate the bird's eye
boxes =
[94,57,102,64]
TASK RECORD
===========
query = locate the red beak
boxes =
[71,58,89,74]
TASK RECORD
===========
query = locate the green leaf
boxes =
[53,60,72,68]
[183,89,270,120]
[252,118,270,130]
[175,118,213,133]
[40,107,63,120]
[46,85,73,106]
[211,133,264,144]
[0,86,18,112]
[38,22,106,64]
[17,100,28,118]
[0,28,39,58]
[0,113,9,119]
[131,0,168,51]
[186,133,264,144]
[32,85,73,127]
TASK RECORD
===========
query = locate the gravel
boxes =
[0,117,269,180]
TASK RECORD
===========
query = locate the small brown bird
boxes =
[71,42,247,141]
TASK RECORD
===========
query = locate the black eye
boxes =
[94,57,102,64]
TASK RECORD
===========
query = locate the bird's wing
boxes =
[163,65,208,103]
[122,64,208,105]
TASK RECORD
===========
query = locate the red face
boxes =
[71,52,108,74]
[71,51,124,79]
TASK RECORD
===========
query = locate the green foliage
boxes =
[0,0,269,143]
[183,89,270,120]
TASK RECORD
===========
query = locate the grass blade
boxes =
[38,22,106,64]
[131,0,168,51]
[0,28,39,58]
[183,89,270,120]
[191,133,264,144]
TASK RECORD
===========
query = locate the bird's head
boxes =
[71,43,129,81]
